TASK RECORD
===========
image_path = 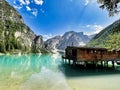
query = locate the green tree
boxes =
[106,33,120,50]
[97,0,120,16]
[0,41,6,53]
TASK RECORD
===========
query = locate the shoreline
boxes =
[0,53,5,55]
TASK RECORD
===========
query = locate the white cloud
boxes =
[43,34,55,41]
[19,0,26,5]
[34,0,44,5]
[26,6,31,11]
[13,0,44,16]
[13,0,16,4]
[13,5,22,9]
[32,9,38,16]
[84,0,97,6]
[85,0,89,6]
[25,0,30,5]
[85,24,104,35]
[86,25,90,27]
[93,25,103,34]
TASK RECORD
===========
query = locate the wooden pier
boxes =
[62,46,120,68]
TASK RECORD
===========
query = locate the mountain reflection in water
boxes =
[0,53,120,90]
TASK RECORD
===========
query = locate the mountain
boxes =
[88,34,96,39]
[56,31,91,50]
[45,31,94,51]
[0,0,46,53]
[45,36,61,52]
[87,19,120,50]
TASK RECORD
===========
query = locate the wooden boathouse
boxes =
[62,46,120,68]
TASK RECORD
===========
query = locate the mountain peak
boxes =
[57,31,90,50]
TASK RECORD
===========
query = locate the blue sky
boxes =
[6,0,120,39]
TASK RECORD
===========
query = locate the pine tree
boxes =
[97,0,120,16]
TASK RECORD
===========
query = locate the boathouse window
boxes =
[90,50,93,53]
[92,50,97,54]
[93,50,97,53]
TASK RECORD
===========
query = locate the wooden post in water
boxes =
[101,61,103,67]
[112,61,115,68]
[106,61,108,68]
[68,59,70,64]
[73,60,75,65]
[65,59,67,64]
[95,61,98,68]
[69,60,71,65]
[84,61,87,68]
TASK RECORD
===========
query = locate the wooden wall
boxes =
[65,47,120,62]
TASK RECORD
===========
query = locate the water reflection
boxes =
[0,53,68,90]
[0,53,120,90]
[61,64,120,77]
[20,67,71,90]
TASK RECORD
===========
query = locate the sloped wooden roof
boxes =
[66,46,107,51]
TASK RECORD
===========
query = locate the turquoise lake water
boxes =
[0,53,120,90]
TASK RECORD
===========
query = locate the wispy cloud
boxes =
[34,0,44,5]
[93,25,103,34]
[26,6,31,11]
[25,0,30,5]
[13,5,22,9]
[40,8,45,13]
[43,34,55,41]
[19,0,26,5]
[13,0,44,16]
[85,24,104,35]
[84,0,96,6]
[85,0,89,6]
[32,9,38,16]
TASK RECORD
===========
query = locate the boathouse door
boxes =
[72,49,77,59]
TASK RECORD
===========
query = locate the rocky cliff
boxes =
[45,31,92,50]
[87,19,120,50]
[57,31,90,50]
[0,0,45,53]
[45,36,61,52]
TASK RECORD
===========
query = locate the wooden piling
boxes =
[106,61,108,68]
[84,61,87,68]
[101,61,103,67]
[68,59,70,64]
[112,61,115,68]
[62,46,120,68]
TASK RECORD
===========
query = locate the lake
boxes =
[0,53,120,90]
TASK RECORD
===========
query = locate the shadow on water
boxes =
[59,63,120,77]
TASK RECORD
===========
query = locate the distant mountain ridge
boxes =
[45,31,94,51]
[45,36,62,52]
[57,31,90,50]
[87,19,120,50]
